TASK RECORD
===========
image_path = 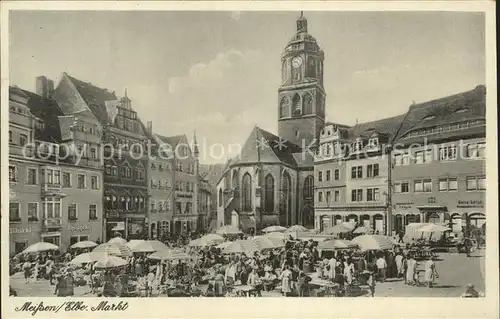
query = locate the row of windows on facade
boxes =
[176,202,193,215]
[401,119,485,139]
[316,138,380,158]
[393,143,485,165]
[70,122,99,135]
[151,179,171,189]
[8,165,100,189]
[9,200,98,221]
[105,165,145,180]
[317,188,380,203]
[176,162,195,174]
[317,164,380,182]
[393,176,486,193]
[150,199,171,212]
[175,181,195,192]
[316,175,486,205]
[104,195,146,210]
[151,162,172,171]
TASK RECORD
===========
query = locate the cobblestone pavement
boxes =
[10,249,485,298]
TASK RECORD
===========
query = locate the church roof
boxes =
[231,126,303,168]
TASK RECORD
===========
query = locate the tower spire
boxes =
[297,11,307,33]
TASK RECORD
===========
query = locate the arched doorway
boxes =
[360,215,370,228]
[150,222,157,239]
[174,221,182,234]
[334,215,342,226]
[347,214,358,225]
[405,214,420,225]
[320,215,330,233]
[231,211,239,228]
[450,213,463,232]
[468,212,486,228]
[280,171,292,226]
[373,215,384,234]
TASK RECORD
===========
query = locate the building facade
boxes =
[313,86,486,236]
[53,73,149,241]
[9,83,103,254]
[157,134,199,234]
[391,85,486,236]
[147,130,174,239]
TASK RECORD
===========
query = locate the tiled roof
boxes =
[396,85,486,141]
[64,73,118,124]
[19,89,64,143]
[156,134,185,149]
[347,113,407,142]
[232,126,302,167]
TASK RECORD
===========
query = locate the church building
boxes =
[216,13,323,232]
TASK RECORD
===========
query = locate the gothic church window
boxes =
[280,97,290,118]
[264,174,274,213]
[292,94,302,116]
[242,173,252,211]
[303,93,313,114]
[303,175,314,200]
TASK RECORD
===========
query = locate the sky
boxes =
[9,11,485,164]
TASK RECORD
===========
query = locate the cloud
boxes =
[230,11,242,21]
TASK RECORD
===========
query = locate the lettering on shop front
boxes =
[10,227,32,234]
[427,197,437,204]
[457,200,484,208]
[68,225,91,232]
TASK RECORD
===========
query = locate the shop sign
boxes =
[10,227,32,234]
[177,194,193,199]
[427,197,437,204]
[68,225,91,232]
[457,200,484,208]
[395,202,414,209]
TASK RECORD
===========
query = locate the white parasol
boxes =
[22,242,59,254]
[70,240,98,249]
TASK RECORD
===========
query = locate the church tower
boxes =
[278,12,325,148]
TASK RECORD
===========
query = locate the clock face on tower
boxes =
[291,56,303,68]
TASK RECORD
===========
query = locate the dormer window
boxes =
[423,115,436,121]
[353,139,363,151]
[368,138,379,147]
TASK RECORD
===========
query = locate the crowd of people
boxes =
[9,228,482,298]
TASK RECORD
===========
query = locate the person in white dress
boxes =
[424,257,438,288]
[406,255,417,285]
[343,259,355,285]
[328,257,337,280]
[395,253,404,278]
[279,265,292,296]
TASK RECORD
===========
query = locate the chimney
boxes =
[36,75,54,98]
[147,121,153,134]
